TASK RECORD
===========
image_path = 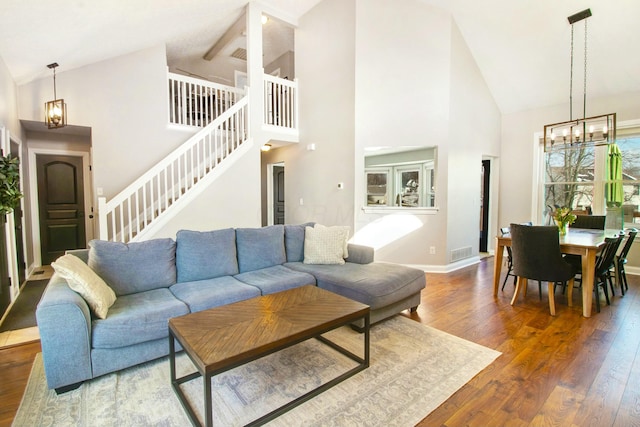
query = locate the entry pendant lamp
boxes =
[543,9,616,152]
[44,62,67,129]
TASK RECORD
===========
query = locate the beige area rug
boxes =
[13,316,500,426]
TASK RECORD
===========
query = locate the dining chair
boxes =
[613,229,637,296]
[500,227,517,291]
[501,223,542,299]
[572,215,606,230]
[592,235,624,312]
[509,224,577,315]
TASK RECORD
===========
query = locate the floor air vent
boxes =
[450,246,473,262]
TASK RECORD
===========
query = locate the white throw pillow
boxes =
[314,224,350,258]
[51,254,117,319]
[303,225,349,265]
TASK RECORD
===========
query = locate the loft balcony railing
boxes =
[168,72,245,127]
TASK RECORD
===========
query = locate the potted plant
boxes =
[0,154,23,216]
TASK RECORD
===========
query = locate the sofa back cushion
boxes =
[236,225,286,273]
[88,238,177,296]
[284,222,314,262]
[175,228,239,282]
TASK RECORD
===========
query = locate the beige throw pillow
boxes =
[314,224,350,258]
[51,254,117,319]
[303,225,350,265]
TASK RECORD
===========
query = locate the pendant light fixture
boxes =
[44,62,67,129]
[543,9,616,151]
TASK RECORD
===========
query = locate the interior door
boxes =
[273,166,285,225]
[479,160,490,252]
[36,154,87,265]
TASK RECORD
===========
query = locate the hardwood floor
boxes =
[0,257,638,426]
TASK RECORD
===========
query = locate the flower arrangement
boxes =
[553,207,576,235]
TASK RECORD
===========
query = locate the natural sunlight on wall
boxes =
[351,214,423,250]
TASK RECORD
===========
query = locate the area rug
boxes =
[13,316,500,426]
[0,280,48,332]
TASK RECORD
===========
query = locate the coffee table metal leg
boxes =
[204,373,212,427]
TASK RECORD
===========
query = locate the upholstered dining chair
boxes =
[509,223,577,315]
[614,229,637,296]
[572,215,606,230]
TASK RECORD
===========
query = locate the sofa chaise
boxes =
[36,223,426,392]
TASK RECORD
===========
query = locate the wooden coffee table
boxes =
[168,285,370,427]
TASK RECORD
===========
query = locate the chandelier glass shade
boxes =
[44,63,67,129]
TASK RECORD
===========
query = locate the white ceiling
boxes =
[1,0,638,115]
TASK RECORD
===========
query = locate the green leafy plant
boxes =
[0,154,23,215]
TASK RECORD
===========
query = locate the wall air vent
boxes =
[231,48,247,61]
[450,246,473,262]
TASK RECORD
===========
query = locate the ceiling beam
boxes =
[203,12,246,61]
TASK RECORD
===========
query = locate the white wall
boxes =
[276,0,356,227]
[16,45,262,247]
[0,55,21,139]
[446,20,501,260]
[17,45,194,200]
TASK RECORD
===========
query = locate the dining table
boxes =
[493,227,620,317]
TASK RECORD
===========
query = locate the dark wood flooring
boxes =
[1,257,638,426]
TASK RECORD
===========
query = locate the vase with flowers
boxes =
[553,207,576,235]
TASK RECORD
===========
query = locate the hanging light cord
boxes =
[583,19,588,120]
[569,24,574,121]
[52,66,57,100]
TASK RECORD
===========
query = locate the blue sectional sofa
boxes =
[36,224,426,392]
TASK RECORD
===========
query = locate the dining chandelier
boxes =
[543,8,616,152]
[44,62,67,129]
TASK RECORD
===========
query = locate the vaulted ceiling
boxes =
[1,0,638,115]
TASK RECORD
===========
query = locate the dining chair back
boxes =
[509,223,577,315]
[500,227,517,290]
[572,215,606,230]
[615,229,636,296]
[593,235,624,312]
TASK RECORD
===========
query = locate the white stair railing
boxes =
[263,75,298,130]
[98,96,249,243]
[168,72,245,127]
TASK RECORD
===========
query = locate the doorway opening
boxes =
[479,159,491,252]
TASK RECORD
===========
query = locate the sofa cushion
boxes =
[88,239,177,296]
[284,222,314,262]
[51,254,116,319]
[91,288,189,349]
[285,262,425,310]
[176,228,239,282]
[303,226,347,265]
[236,225,286,273]
[234,265,316,295]
[170,276,261,313]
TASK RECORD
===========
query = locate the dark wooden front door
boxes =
[273,166,285,225]
[36,155,87,265]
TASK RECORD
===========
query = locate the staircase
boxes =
[97,71,298,243]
